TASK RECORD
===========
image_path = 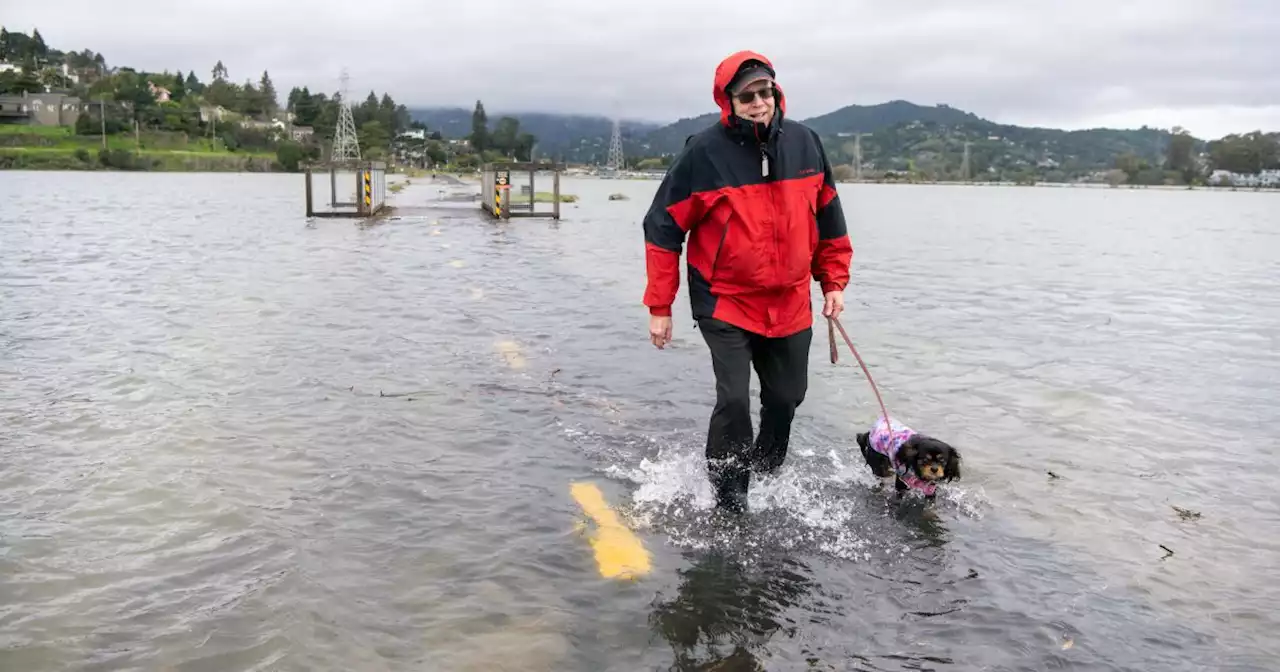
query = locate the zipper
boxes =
[762,143,779,288]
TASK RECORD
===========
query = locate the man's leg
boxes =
[698,318,755,512]
[750,326,813,474]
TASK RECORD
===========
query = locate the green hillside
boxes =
[409,107,660,163]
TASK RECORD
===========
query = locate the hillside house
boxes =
[0,91,82,127]
[1209,169,1280,188]
[148,81,171,103]
[199,105,228,123]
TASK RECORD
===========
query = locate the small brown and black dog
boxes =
[856,416,961,500]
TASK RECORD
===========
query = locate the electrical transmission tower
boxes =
[853,133,866,181]
[961,141,972,181]
[330,68,362,165]
[606,118,624,172]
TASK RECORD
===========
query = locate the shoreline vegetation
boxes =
[1,26,1277,188]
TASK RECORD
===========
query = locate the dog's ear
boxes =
[896,437,919,467]
[944,446,962,481]
[856,432,870,449]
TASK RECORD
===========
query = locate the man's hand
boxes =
[822,290,845,319]
[649,315,673,349]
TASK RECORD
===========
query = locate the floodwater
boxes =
[2,170,1277,671]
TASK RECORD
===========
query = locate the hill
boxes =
[791,100,986,137]
[408,107,661,163]
[817,118,1182,182]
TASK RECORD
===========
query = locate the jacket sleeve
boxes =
[642,143,704,316]
[810,131,853,294]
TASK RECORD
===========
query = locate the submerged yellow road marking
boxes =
[494,340,526,369]
[569,482,650,580]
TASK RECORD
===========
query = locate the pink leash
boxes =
[827,315,896,433]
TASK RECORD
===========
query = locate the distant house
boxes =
[0,91,82,127]
[399,128,425,140]
[199,105,228,123]
[148,81,171,103]
[1209,169,1280,187]
[241,119,280,131]
[290,126,314,143]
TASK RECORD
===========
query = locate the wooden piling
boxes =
[305,168,314,217]
[553,170,561,220]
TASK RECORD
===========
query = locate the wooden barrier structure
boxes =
[304,160,388,218]
[480,162,564,220]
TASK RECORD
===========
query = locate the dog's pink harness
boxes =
[867,416,937,496]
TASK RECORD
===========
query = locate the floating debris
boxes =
[1171,505,1201,521]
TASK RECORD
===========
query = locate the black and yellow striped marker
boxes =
[363,170,372,207]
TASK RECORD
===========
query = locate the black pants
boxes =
[698,318,812,511]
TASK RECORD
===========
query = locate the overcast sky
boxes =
[5,0,1277,138]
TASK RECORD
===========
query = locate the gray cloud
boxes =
[5,0,1278,137]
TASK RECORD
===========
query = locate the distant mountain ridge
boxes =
[409,107,661,164]
[409,100,1201,178]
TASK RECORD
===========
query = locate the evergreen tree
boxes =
[470,100,489,152]
[259,70,278,115]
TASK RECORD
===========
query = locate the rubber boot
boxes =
[709,458,750,514]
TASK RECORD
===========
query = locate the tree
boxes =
[470,100,489,152]
[359,120,390,158]
[1115,152,1146,183]
[212,60,228,82]
[515,132,536,161]
[31,28,48,60]
[240,79,263,117]
[185,71,201,94]
[491,116,520,155]
[259,71,278,116]
[1207,132,1280,175]
[1166,126,1197,183]
[276,140,305,172]
[170,68,186,102]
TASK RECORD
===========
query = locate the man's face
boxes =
[731,79,775,126]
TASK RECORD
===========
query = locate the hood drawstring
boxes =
[754,124,769,177]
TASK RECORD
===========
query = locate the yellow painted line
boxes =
[569,482,650,580]
[494,340,526,369]
[448,259,465,268]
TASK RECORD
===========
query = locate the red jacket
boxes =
[642,51,853,338]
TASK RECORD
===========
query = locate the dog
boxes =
[856,416,961,500]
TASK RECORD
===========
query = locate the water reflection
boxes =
[649,540,818,670]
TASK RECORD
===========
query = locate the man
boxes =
[641,50,853,512]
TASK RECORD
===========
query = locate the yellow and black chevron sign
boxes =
[363,170,372,206]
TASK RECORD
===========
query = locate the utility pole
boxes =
[98,98,106,150]
[961,141,972,181]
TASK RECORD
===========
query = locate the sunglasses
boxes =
[734,87,775,104]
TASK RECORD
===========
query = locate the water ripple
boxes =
[1,173,1277,670]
